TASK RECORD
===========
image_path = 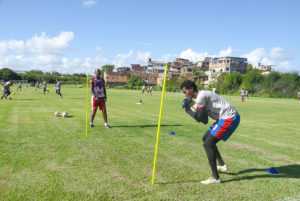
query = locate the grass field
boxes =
[1,85,300,201]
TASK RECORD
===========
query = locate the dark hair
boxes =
[180,80,197,92]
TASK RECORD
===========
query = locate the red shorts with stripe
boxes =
[91,97,106,111]
[209,114,240,141]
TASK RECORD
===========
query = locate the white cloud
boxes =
[112,50,133,67]
[160,54,177,62]
[26,32,74,55]
[241,47,298,72]
[1,34,299,74]
[0,42,8,55]
[269,47,291,61]
[82,0,97,7]
[0,32,74,56]
[219,46,232,57]
[179,48,209,62]
[272,61,292,72]
[133,51,150,65]
[241,48,266,64]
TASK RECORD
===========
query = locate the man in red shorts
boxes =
[89,68,111,128]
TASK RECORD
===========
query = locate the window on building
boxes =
[106,76,109,79]
[226,68,229,71]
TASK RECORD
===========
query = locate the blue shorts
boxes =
[2,90,10,95]
[56,88,60,93]
[43,86,46,91]
[209,114,240,141]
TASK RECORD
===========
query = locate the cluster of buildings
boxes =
[105,56,270,87]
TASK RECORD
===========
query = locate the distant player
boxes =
[142,86,145,95]
[90,68,111,128]
[241,88,245,102]
[149,86,152,96]
[16,83,22,91]
[35,81,39,91]
[181,80,240,184]
[1,80,13,100]
[42,81,50,95]
[245,90,248,99]
[147,86,150,95]
[298,92,300,103]
[25,83,28,88]
[55,80,63,98]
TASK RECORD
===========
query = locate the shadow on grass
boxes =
[111,124,182,128]
[157,179,202,185]
[158,165,300,185]
[14,98,38,101]
[221,164,300,183]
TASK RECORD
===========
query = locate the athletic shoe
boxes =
[104,124,111,128]
[217,164,227,172]
[201,177,221,184]
[90,123,94,128]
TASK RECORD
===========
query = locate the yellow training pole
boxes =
[85,73,89,138]
[152,64,168,184]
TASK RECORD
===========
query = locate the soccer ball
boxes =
[62,112,68,118]
[54,111,60,117]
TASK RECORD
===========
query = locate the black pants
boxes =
[202,130,225,179]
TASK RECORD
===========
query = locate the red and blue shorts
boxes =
[91,97,106,111]
[209,114,240,141]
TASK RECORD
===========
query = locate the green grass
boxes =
[1,85,300,200]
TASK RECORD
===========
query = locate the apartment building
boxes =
[146,58,168,78]
[196,57,210,72]
[116,67,130,75]
[253,63,272,71]
[209,57,247,82]
[170,58,195,77]
[131,64,145,73]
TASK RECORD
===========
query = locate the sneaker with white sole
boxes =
[217,164,227,172]
[90,122,94,128]
[104,124,112,128]
[201,177,221,184]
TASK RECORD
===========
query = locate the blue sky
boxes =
[0,0,299,74]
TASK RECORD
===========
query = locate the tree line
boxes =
[157,65,300,98]
[212,66,300,98]
[1,65,299,98]
[0,68,87,84]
